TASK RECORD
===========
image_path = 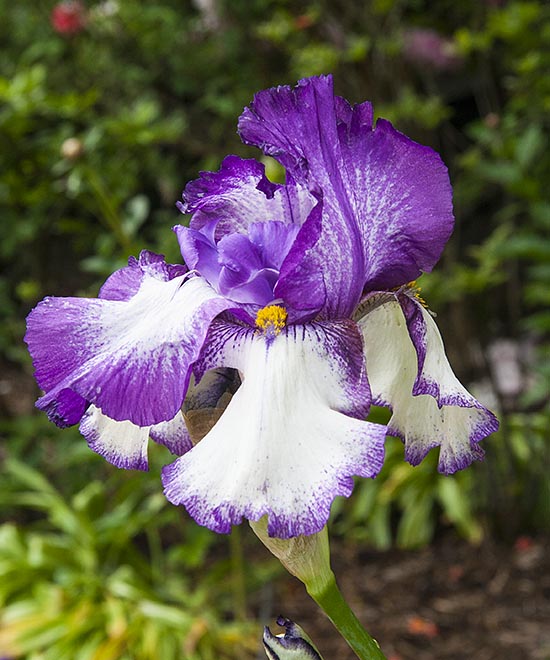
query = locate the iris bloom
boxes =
[25,75,498,539]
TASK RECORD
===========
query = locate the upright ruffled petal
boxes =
[239,75,454,314]
[163,319,386,538]
[358,293,499,474]
[239,76,365,317]
[178,155,316,239]
[25,255,234,427]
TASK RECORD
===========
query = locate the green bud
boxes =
[249,518,334,596]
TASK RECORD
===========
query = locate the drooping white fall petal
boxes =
[358,293,498,473]
[163,319,386,538]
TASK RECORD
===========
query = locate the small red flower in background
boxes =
[51,1,87,35]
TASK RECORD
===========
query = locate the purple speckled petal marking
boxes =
[163,319,386,539]
[178,155,316,239]
[80,405,191,471]
[238,75,454,313]
[358,293,499,474]
[80,405,150,470]
[150,413,192,456]
[263,617,322,660]
[25,255,234,427]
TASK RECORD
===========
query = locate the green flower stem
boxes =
[230,525,248,621]
[307,574,387,660]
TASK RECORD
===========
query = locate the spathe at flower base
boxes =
[24,74,498,542]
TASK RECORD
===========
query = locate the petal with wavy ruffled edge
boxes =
[79,405,191,471]
[99,250,187,302]
[80,405,150,470]
[238,75,454,314]
[149,414,192,456]
[163,319,386,538]
[178,155,316,239]
[358,293,499,474]
[25,255,234,427]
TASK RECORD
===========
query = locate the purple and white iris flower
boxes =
[25,75,498,539]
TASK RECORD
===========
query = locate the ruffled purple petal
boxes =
[342,118,454,292]
[25,259,233,427]
[163,319,385,538]
[99,250,187,301]
[239,75,454,313]
[178,155,315,240]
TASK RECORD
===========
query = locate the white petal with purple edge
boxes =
[28,273,233,427]
[80,405,150,471]
[80,405,192,471]
[358,294,498,474]
[162,321,386,538]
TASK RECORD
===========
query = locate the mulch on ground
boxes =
[274,534,549,660]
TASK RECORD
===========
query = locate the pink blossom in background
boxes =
[51,1,87,35]
[402,27,463,72]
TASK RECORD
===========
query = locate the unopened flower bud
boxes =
[250,519,333,596]
[263,617,324,660]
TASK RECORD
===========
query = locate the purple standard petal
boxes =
[163,319,386,539]
[178,155,316,240]
[239,75,454,312]
[358,291,499,474]
[340,118,454,292]
[25,257,234,427]
[239,75,366,318]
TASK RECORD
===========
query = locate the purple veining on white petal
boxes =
[238,75,454,313]
[150,413,193,456]
[358,293,498,475]
[26,261,233,427]
[80,405,150,471]
[99,250,187,302]
[163,319,385,538]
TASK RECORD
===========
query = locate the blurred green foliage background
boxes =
[1,0,548,658]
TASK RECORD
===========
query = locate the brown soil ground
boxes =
[273,534,550,660]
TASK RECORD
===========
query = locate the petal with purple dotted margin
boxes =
[162,319,386,539]
[358,292,499,474]
[79,406,191,471]
[25,253,234,428]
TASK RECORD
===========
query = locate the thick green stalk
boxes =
[307,574,387,660]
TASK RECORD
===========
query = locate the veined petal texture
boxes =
[25,253,233,427]
[358,293,498,473]
[162,319,386,538]
[238,75,454,314]
[80,406,191,471]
